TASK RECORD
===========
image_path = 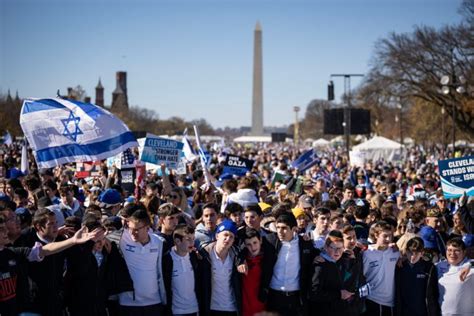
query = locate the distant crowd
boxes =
[0,141,473,316]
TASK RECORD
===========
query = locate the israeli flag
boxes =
[3,131,12,146]
[182,128,197,162]
[20,98,138,169]
[291,148,320,173]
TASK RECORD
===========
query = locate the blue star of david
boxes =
[61,111,83,142]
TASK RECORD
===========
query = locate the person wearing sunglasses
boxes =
[168,187,194,219]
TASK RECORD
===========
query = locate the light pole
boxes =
[329,74,364,156]
[294,106,300,147]
[396,100,403,147]
[440,74,467,153]
[441,106,445,149]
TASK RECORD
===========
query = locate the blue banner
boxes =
[140,134,184,170]
[438,156,474,198]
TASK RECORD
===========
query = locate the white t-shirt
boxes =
[363,245,400,307]
[437,259,474,316]
[210,248,236,312]
[119,230,163,306]
[170,249,199,314]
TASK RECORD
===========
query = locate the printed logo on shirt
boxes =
[0,274,17,302]
[416,274,426,279]
[125,244,136,252]
[369,261,379,268]
[0,272,11,281]
[172,269,179,278]
[150,248,158,253]
[390,257,398,262]
[8,260,16,267]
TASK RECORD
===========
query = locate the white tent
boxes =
[350,136,404,165]
[233,136,272,143]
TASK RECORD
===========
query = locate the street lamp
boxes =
[440,74,467,153]
[294,106,300,147]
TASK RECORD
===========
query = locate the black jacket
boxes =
[162,249,201,316]
[337,248,366,316]
[395,258,440,316]
[15,228,66,316]
[105,229,134,296]
[198,242,241,316]
[63,241,109,316]
[263,233,318,312]
[309,259,344,316]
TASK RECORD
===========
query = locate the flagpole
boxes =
[21,139,29,175]
[193,125,211,188]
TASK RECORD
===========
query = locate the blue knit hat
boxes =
[216,219,238,236]
[99,189,122,207]
[8,168,24,179]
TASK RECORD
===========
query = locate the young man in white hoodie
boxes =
[436,237,474,316]
[227,176,258,208]
[363,221,400,316]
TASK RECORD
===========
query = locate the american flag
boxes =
[120,148,135,169]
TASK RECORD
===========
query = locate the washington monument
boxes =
[251,21,264,136]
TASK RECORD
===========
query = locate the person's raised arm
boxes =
[160,164,172,197]
[39,226,104,257]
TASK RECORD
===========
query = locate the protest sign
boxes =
[223,154,255,176]
[438,156,474,198]
[75,161,101,178]
[139,134,184,170]
[271,171,286,188]
[120,167,136,195]
[349,150,366,168]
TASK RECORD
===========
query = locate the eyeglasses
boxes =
[328,245,344,252]
[128,225,148,233]
[168,194,179,199]
[446,248,463,254]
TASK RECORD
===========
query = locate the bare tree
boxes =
[299,99,335,139]
[360,22,474,135]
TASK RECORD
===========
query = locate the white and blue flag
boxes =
[20,98,138,169]
[291,148,320,173]
[182,128,197,162]
[3,131,12,146]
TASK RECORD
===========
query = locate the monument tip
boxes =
[255,21,262,31]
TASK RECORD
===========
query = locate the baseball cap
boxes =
[299,194,313,208]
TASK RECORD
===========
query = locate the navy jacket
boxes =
[395,259,440,316]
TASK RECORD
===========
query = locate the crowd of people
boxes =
[0,140,473,316]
